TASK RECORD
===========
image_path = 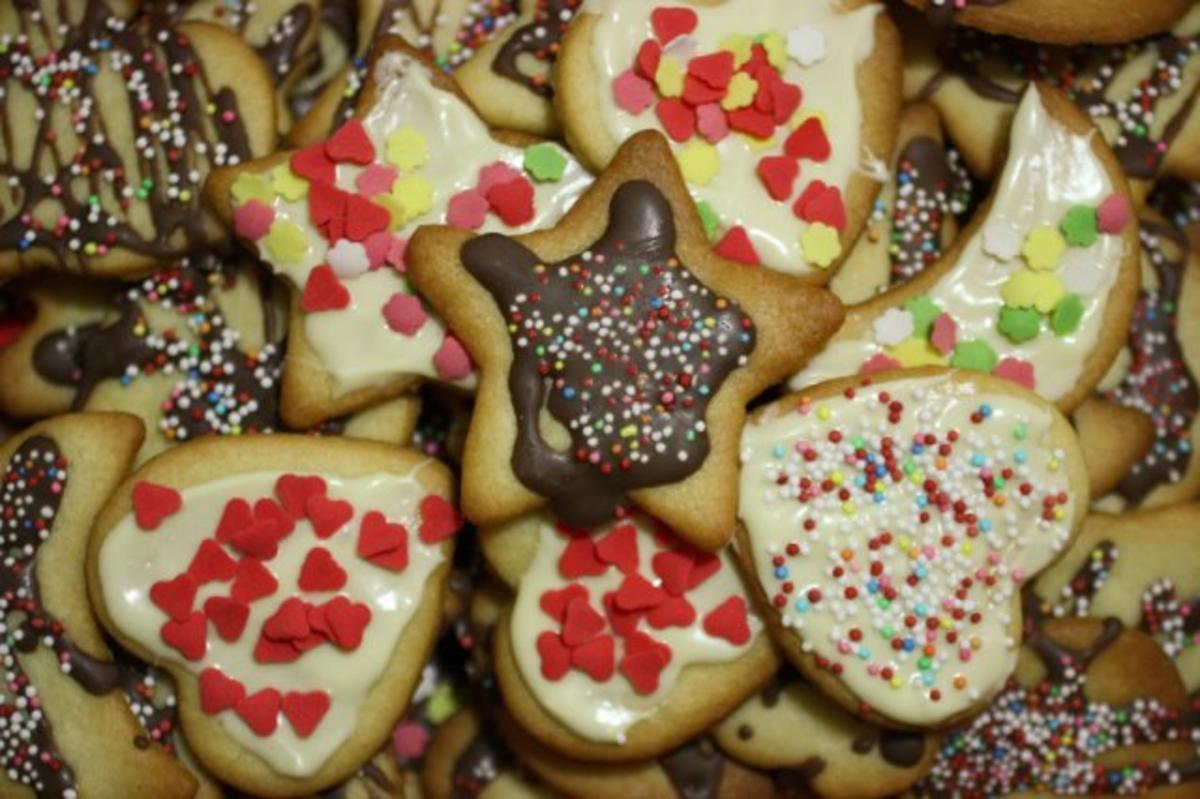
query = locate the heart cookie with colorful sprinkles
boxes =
[88,434,463,796]
[737,368,1089,730]
[406,129,844,550]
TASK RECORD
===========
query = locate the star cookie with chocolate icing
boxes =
[407,130,844,549]
[88,434,463,795]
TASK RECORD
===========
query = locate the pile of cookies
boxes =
[0,1,1197,797]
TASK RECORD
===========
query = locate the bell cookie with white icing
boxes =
[0,412,201,798]
[906,6,1200,196]
[454,0,583,137]
[210,36,592,428]
[88,434,464,795]
[902,0,1194,45]
[737,368,1089,729]
[554,0,902,279]
[790,84,1140,414]
[712,667,938,799]
[479,511,778,761]
[407,130,844,549]
[0,1,277,277]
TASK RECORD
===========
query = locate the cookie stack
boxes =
[0,1,1197,797]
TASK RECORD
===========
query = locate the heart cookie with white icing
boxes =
[789,84,1141,413]
[210,36,592,428]
[555,0,901,278]
[737,369,1088,729]
[481,511,778,761]
[88,434,462,795]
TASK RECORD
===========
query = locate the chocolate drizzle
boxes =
[462,181,755,527]
[255,5,316,80]
[0,1,255,269]
[492,0,581,98]
[659,739,727,799]
[1103,220,1199,503]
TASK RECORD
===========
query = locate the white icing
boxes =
[581,0,881,276]
[98,469,446,777]
[738,375,1079,725]
[790,87,1125,402]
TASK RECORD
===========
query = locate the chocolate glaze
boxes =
[661,738,727,799]
[492,0,581,98]
[256,5,316,80]
[885,135,973,285]
[921,0,1011,32]
[462,181,755,527]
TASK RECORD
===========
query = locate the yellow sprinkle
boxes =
[655,56,684,98]
[890,677,903,688]
[1022,225,1067,271]
[386,126,430,171]
[264,220,308,264]
[960,541,974,555]
[761,31,787,70]
[677,140,720,186]
[738,133,778,151]
[1048,458,1060,472]
[1001,268,1064,314]
[721,72,758,111]
[842,502,855,515]
[830,471,843,486]
[800,222,842,269]
[389,175,435,225]
[272,165,309,201]
[792,108,829,130]
[817,405,831,421]
[720,34,753,66]
[620,425,637,438]
[231,172,273,205]
[887,338,947,368]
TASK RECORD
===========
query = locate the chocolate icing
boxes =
[462,181,755,527]
[255,5,316,80]
[491,0,581,98]
[921,0,1011,31]
[0,2,254,269]
[661,738,727,799]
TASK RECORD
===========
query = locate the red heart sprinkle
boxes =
[688,51,735,89]
[784,117,831,162]
[791,179,828,221]
[322,596,372,650]
[230,519,283,561]
[558,535,607,580]
[798,183,847,231]
[292,144,336,184]
[655,98,697,142]
[215,498,253,542]
[603,590,643,637]
[686,552,722,590]
[275,474,327,518]
[236,688,282,737]
[703,596,751,645]
[199,667,245,714]
[292,632,327,654]
[150,573,197,622]
[615,574,668,612]
[132,481,181,531]
[344,194,391,242]
[282,691,331,738]
[757,155,799,202]
[647,595,696,629]
[253,634,303,664]
[231,557,278,604]
[620,648,669,695]
[161,612,207,661]
[301,265,351,313]
[769,80,802,124]
[651,551,694,597]
[650,7,697,44]
[485,178,535,227]
[635,39,662,80]
[325,119,375,165]
[256,498,295,535]
[203,595,251,642]
[307,494,354,539]
[540,584,589,623]
[187,539,237,585]
[624,629,673,662]
[594,523,639,575]
[418,495,462,544]
[307,603,330,638]
[263,597,312,641]
[307,179,347,227]
[726,107,774,139]
[715,226,761,267]
[571,635,615,681]
[682,75,724,107]
[561,597,607,647]
[537,632,571,681]
[298,547,348,592]
[357,511,408,571]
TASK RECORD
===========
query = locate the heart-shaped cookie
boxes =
[737,369,1088,728]
[89,434,460,795]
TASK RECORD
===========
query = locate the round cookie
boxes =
[0,2,277,277]
[915,617,1200,797]
[830,102,974,305]
[210,36,593,428]
[88,435,464,795]
[406,130,843,547]
[738,369,1090,729]
[790,84,1140,414]
[902,0,1194,45]
[422,706,555,799]
[480,511,779,761]
[907,6,1200,196]
[455,0,584,137]
[555,0,901,279]
[0,413,200,798]
[712,667,939,799]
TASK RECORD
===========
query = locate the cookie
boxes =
[914,616,1200,796]
[0,2,277,277]
[790,85,1140,414]
[737,369,1089,729]
[1071,396,1155,499]
[555,0,902,279]
[902,0,1194,45]
[1031,504,1200,693]
[210,36,593,428]
[0,413,199,798]
[830,102,974,305]
[455,0,583,137]
[422,706,554,798]
[479,511,778,760]
[907,6,1200,195]
[407,130,844,547]
[88,434,463,795]
[712,667,938,799]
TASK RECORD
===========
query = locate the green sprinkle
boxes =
[950,339,998,373]
[1012,423,1027,441]
[1051,293,1084,335]
[1061,205,1099,247]
[997,306,1041,343]
[904,295,942,338]
[696,200,720,241]
[523,143,568,182]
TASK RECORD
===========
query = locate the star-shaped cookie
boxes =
[407,130,844,550]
